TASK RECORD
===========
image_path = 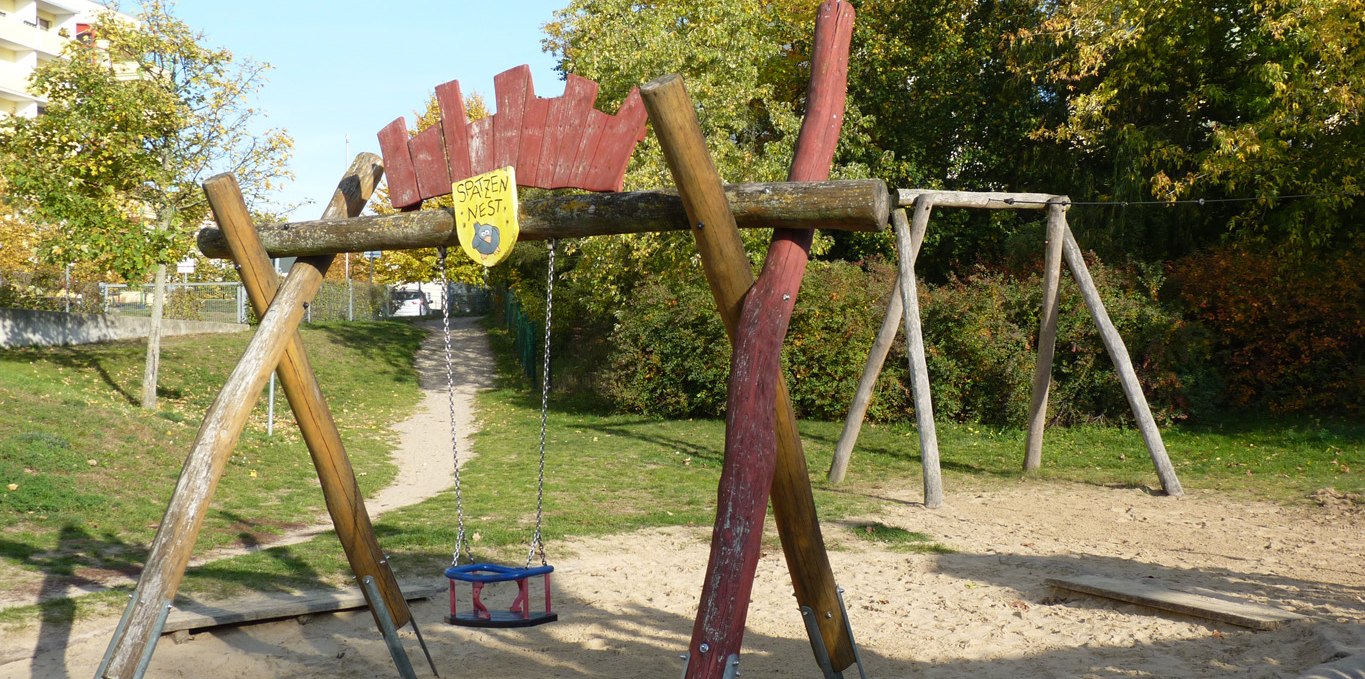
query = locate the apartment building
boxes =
[0,0,118,118]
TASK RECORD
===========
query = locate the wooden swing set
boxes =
[98,2,1180,678]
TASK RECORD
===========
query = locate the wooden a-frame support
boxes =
[108,28,873,676]
[97,155,420,679]
[826,190,1184,501]
[643,3,866,677]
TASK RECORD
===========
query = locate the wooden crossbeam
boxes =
[195,179,889,260]
[377,66,648,209]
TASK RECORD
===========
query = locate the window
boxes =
[39,18,50,30]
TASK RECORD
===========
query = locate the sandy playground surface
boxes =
[2,320,1362,678]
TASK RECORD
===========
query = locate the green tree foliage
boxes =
[1019,0,1364,251]
[0,0,293,279]
[0,0,293,408]
[543,0,865,314]
[836,0,1070,275]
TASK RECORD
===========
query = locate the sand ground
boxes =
[2,319,1362,678]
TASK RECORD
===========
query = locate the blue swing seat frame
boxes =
[444,563,557,628]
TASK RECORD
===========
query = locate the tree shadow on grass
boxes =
[0,524,147,679]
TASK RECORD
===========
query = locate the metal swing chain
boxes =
[439,246,473,567]
[528,238,556,568]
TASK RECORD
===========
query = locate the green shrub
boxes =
[599,255,1207,426]
[602,260,910,421]
[921,258,1213,426]
[603,272,731,417]
[784,260,909,420]
[1168,243,1364,414]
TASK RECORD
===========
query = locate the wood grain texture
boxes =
[196,180,890,259]
[641,73,761,679]
[493,65,531,171]
[378,67,646,195]
[1023,201,1068,470]
[410,125,450,201]
[1062,227,1184,496]
[829,192,933,486]
[893,203,943,509]
[377,118,420,209]
[588,89,647,191]
[1047,575,1304,630]
[209,158,411,632]
[99,210,326,679]
[101,160,394,678]
[517,95,551,187]
[436,79,472,182]
[163,584,443,635]
[550,75,599,187]
[738,0,857,670]
[897,189,1061,209]
[468,116,494,176]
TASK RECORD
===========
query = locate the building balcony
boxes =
[0,13,66,57]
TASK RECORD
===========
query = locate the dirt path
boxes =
[0,316,493,611]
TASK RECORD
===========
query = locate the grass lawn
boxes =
[0,319,1360,628]
[0,321,425,620]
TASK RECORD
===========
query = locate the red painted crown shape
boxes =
[377,65,648,210]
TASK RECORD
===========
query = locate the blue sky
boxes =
[159,1,569,219]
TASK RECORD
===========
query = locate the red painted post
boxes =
[686,3,857,677]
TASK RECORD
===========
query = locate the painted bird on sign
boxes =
[472,224,500,256]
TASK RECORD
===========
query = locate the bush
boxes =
[1168,243,1364,414]
[599,255,1208,426]
[784,260,909,420]
[922,259,1213,426]
[603,272,732,417]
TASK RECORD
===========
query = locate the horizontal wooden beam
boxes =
[198,179,890,259]
[1047,575,1306,630]
[898,189,1067,210]
[163,583,443,635]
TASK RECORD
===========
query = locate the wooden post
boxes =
[203,155,411,630]
[893,202,943,508]
[99,239,333,679]
[748,2,857,671]
[1023,200,1068,471]
[640,72,854,679]
[828,192,934,484]
[1061,226,1184,496]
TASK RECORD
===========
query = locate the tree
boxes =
[1019,0,1364,252]
[834,0,1067,275]
[542,0,869,315]
[0,0,293,408]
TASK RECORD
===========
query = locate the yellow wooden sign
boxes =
[453,166,519,267]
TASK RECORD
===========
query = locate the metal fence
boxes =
[3,268,491,325]
[102,282,248,323]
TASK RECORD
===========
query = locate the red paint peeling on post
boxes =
[685,2,856,677]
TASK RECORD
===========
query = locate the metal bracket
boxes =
[800,586,868,679]
[96,596,172,679]
[362,576,418,679]
[678,651,742,678]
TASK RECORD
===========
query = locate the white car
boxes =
[391,289,430,317]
